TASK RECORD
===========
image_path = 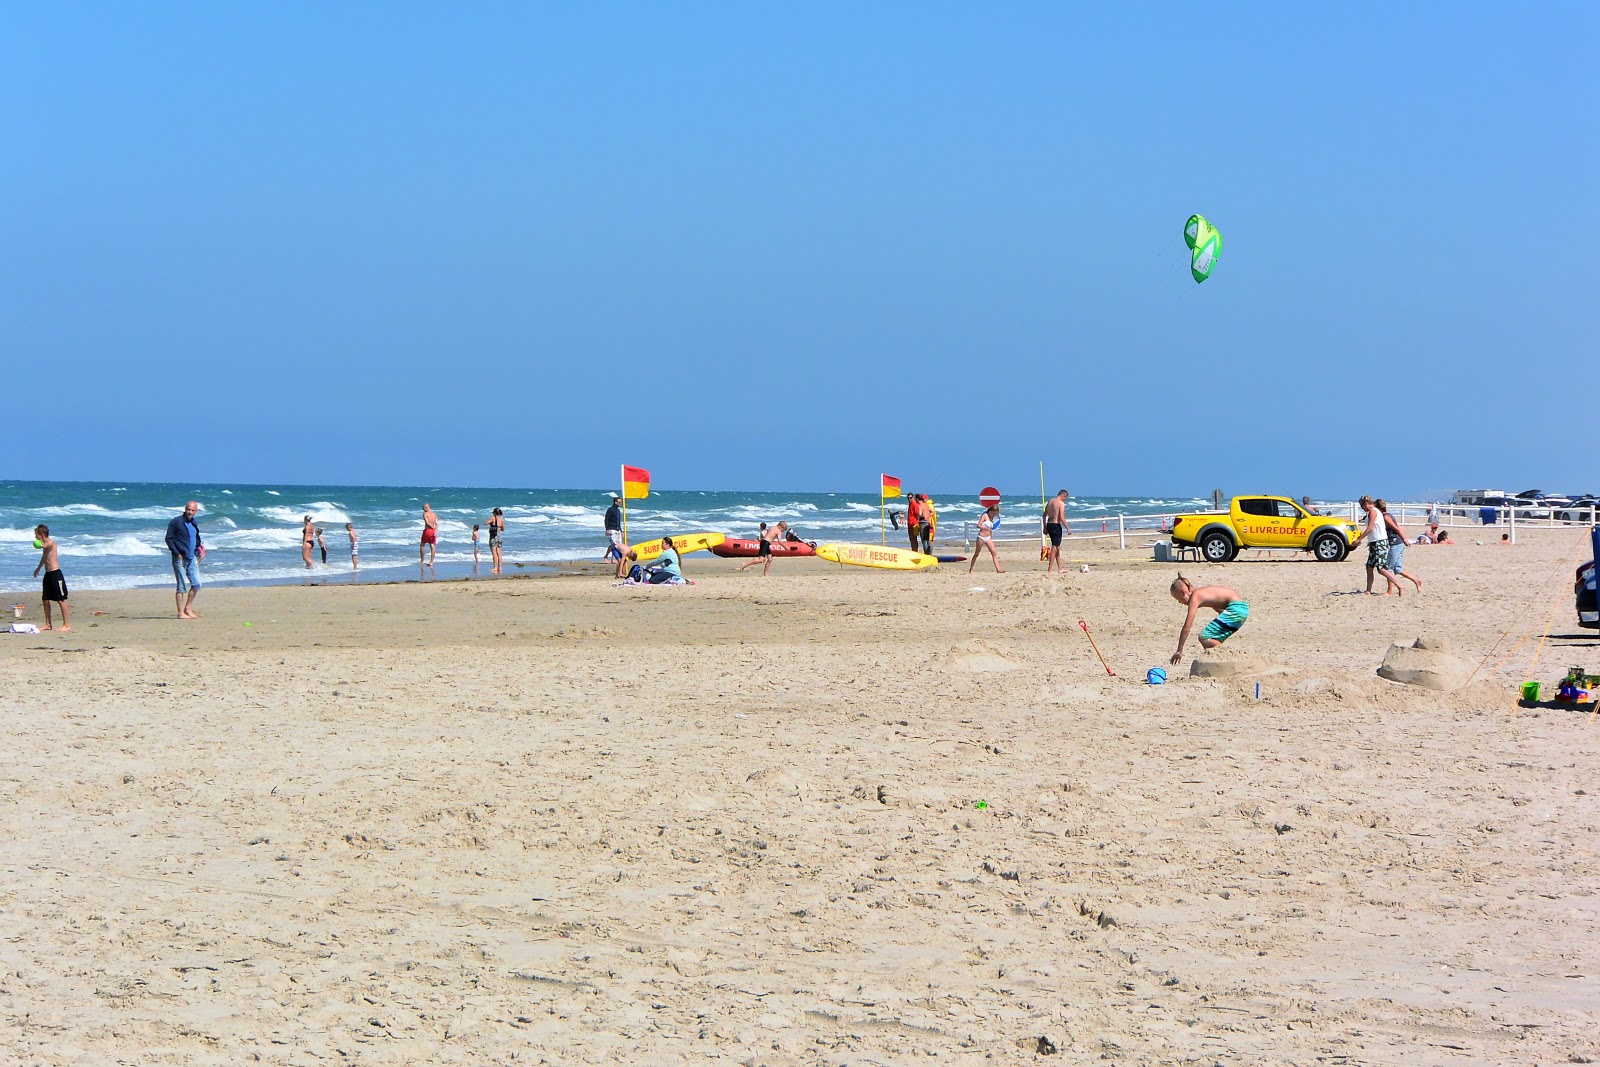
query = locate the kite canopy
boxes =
[1184,214,1221,283]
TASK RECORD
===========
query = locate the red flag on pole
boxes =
[622,465,651,499]
[881,474,902,499]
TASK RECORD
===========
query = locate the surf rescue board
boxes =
[628,532,726,562]
[814,542,938,570]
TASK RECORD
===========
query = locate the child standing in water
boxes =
[345,522,359,570]
[315,527,328,565]
[472,524,482,565]
[1169,575,1249,665]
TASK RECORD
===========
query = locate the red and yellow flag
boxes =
[881,474,902,499]
[622,465,651,500]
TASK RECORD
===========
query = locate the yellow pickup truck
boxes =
[1170,496,1364,563]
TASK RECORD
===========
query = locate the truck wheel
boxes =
[1200,531,1235,563]
[1311,531,1346,562]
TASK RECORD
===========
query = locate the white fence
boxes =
[952,501,1598,552]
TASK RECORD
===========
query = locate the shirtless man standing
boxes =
[420,503,439,565]
[1042,490,1071,572]
[1169,575,1249,665]
[33,525,70,632]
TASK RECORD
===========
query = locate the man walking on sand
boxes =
[605,496,628,577]
[1354,494,1401,596]
[420,503,439,565]
[165,501,204,620]
[1042,489,1071,573]
[33,525,70,631]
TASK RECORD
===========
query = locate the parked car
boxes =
[1557,498,1599,523]
[1170,495,1364,563]
[1577,560,1597,629]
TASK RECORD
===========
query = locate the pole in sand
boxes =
[1079,619,1116,677]
[1039,461,1048,561]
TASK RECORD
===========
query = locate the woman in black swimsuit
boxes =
[487,507,505,574]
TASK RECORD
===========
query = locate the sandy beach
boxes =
[3,529,1597,1064]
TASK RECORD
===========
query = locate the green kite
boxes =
[1184,213,1222,284]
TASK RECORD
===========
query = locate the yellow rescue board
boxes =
[814,542,938,570]
[628,532,726,561]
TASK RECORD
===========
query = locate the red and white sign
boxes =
[978,486,1002,508]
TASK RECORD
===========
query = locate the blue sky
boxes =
[4,4,1595,498]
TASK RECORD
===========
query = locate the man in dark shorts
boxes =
[739,522,774,575]
[33,525,70,632]
[1042,489,1071,573]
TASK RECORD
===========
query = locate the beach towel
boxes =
[8,623,40,634]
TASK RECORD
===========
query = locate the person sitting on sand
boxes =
[1434,527,1452,544]
[645,537,684,584]
[1169,575,1249,665]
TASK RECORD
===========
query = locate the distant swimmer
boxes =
[1169,575,1248,665]
[1042,490,1071,573]
[302,515,315,568]
[33,525,70,632]
[420,503,439,565]
[969,504,1003,574]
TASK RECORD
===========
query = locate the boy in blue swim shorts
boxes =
[1169,575,1249,665]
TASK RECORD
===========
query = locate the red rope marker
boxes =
[1079,620,1116,676]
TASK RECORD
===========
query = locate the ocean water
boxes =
[0,481,1210,591]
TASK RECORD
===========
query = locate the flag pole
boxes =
[881,477,886,546]
[1039,460,1047,561]
[620,464,627,544]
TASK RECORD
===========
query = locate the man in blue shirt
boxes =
[164,500,204,619]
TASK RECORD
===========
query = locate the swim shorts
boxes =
[758,538,771,558]
[421,528,438,545]
[607,529,624,548]
[1199,600,1249,644]
[42,569,68,602]
[1045,522,1064,547]
[1366,539,1390,570]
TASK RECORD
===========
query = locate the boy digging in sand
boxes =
[1169,575,1248,665]
[33,525,70,632]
